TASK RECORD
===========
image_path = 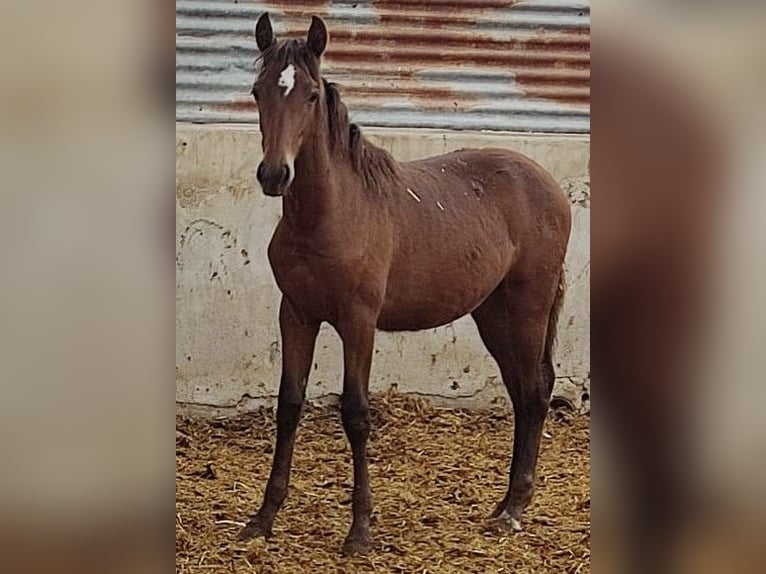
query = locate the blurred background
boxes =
[0,1,170,573]
[593,1,766,572]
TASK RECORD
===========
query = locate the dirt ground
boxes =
[176,393,590,573]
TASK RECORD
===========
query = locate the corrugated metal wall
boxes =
[176,0,590,133]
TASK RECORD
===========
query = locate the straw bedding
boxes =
[176,393,589,573]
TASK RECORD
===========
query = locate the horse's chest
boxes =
[268,240,373,321]
[270,252,331,301]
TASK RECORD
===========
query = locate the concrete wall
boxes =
[176,125,590,414]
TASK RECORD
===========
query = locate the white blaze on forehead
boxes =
[278,64,296,97]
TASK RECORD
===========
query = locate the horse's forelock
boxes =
[259,39,320,83]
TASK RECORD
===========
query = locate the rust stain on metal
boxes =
[258,2,589,108]
[218,86,473,113]
[510,27,590,106]
[378,11,480,29]
[261,0,330,10]
[261,1,331,22]
[337,84,478,107]
[177,0,590,131]
[218,99,258,113]
[373,0,519,9]
[374,3,588,108]
[325,45,587,70]
[327,27,585,51]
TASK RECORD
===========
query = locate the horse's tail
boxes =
[543,268,566,382]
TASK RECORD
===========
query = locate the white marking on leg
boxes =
[278,64,296,97]
[499,510,523,532]
[406,187,421,202]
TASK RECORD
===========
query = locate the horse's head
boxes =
[252,13,328,197]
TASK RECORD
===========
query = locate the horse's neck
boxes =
[281,128,368,233]
[281,132,336,231]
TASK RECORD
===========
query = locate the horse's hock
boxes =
[176,126,590,414]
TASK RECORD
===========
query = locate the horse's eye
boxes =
[309,91,319,104]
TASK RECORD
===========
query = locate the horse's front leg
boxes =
[238,299,319,541]
[337,312,377,556]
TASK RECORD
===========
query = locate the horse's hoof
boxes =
[342,536,372,556]
[486,510,523,533]
[509,516,523,532]
[237,516,272,541]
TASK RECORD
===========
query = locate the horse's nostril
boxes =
[256,162,289,190]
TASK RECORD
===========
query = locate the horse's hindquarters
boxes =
[376,148,569,333]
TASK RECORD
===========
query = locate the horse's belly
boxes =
[377,302,484,332]
[377,250,512,331]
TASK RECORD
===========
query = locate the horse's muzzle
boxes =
[257,161,292,196]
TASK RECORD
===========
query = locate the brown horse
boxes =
[238,13,571,556]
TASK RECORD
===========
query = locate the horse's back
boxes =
[400,147,570,242]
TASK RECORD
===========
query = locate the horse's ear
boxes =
[255,12,274,52]
[307,16,328,58]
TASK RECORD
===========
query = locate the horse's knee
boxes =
[341,393,370,439]
[512,386,549,426]
[276,377,306,428]
[518,365,551,417]
[531,388,551,415]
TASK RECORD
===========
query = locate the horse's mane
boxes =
[258,40,401,193]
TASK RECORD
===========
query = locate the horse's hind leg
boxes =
[471,276,559,530]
